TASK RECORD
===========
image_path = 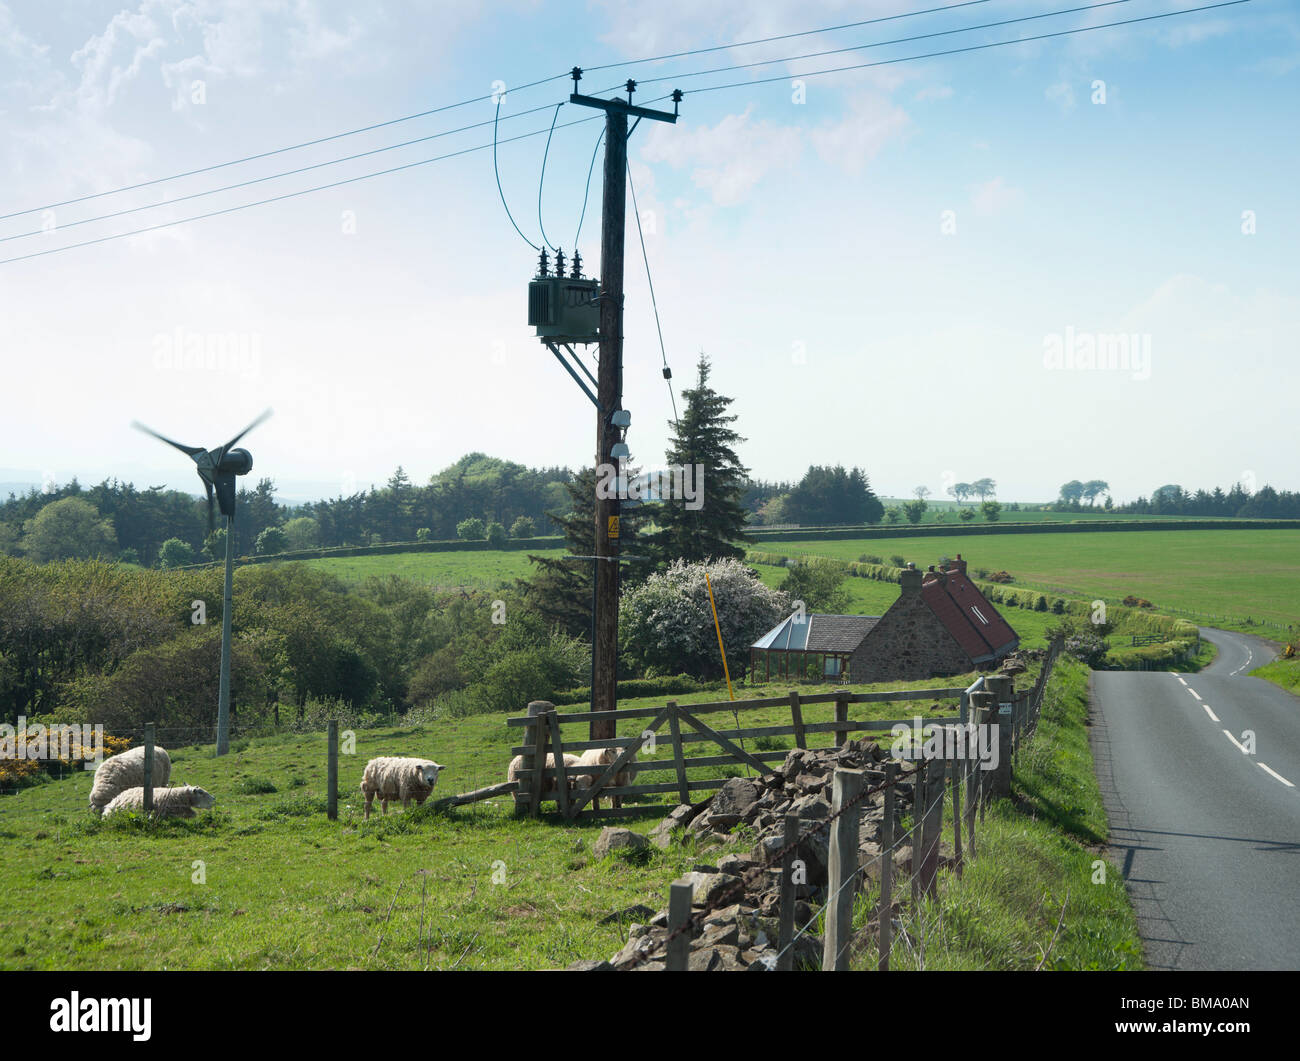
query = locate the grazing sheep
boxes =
[572,746,633,811]
[89,745,171,815]
[102,785,215,819]
[507,752,580,799]
[360,757,444,819]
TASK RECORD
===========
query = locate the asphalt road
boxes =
[1091,628,1300,970]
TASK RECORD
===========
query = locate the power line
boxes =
[0,1,994,220]
[626,160,678,427]
[628,0,1143,89]
[0,72,574,222]
[538,103,565,253]
[573,126,605,251]
[494,97,544,252]
[581,0,997,74]
[684,0,1256,96]
[0,114,601,267]
[0,102,565,245]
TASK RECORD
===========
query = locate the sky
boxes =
[1,0,1296,506]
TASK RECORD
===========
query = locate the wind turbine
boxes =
[132,409,272,755]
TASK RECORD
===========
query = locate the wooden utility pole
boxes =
[570,71,680,740]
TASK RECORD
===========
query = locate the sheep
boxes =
[571,746,634,811]
[89,744,171,815]
[507,752,580,799]
[102,785,215,820]
[360,757,444,819]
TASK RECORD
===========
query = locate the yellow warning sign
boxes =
[607,515,620,539]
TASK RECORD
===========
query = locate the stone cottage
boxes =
[749,554,1020,683]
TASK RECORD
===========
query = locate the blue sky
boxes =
[1,0,1296,505]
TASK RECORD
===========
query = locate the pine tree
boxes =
[520,466,649,639]
[646,354,750,566]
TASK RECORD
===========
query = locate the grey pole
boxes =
[216,513,234,756]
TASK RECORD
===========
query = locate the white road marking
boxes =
[1203,704,1220,722]
[1223,729,1249,754]
[1176,676,1188,686]
[1231,648,1254,676]
[1189,689,1202,701]
[1257,763,1295,787]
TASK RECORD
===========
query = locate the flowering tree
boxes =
[619,557,791,679]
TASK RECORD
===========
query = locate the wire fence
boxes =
[632,642,1061,971]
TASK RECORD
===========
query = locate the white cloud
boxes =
[808,91,907,174]
[914,84,953,102]
[971,176,1021,216]
[1045,80,1076,111]
[641,106,801,206]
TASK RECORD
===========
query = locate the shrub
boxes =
[889,554,906,568]
[857,553,882,564]
[509,516,537,539]
[620,557,791,681]
[456,518,486,541]
[958,508,976,522]
[157,538,195,569]
[1052,598,1067,614]
[1034,594,1048,612]
[485,521,507,546]
[416,527,432,542]
[235,777,278,795]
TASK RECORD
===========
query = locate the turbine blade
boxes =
[204,479,215,534]
[216,408,272,462]
[132,420,207,459]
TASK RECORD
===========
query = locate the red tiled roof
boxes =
[919,570,1019,663]
[942,571,1020,657]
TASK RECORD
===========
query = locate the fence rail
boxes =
[653,637,1065,971]
[508,683,972,821]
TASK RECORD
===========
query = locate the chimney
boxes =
[949,553,967,574]
[927,563,947,587]
[900,562,922,595]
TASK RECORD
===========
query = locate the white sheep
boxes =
[89,745,171,815]
[572,746,633,811]
[507,752,580,799]
[102,785,216,819]
[360,757,444,819]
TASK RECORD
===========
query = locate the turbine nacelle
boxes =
[132,411,270,531]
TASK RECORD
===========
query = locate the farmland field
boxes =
[753,529,1300,631]
[297,548,564,587]
[0,674,979,971]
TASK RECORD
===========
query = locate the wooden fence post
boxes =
[142,722,155,816]
[918,754,945,899]
[910,758,925,906]
[823,768,865,971]
[522,700,553,817]
[878,761,896,971]
[546,710,570,819]
[327,719,338,821]
[833,693,849,749]
[971,692,994,822]
[777,811,801,971]
[667,702,690,806]
[950,754,963,877]
[666,880,693,971]
[789,691,807,750]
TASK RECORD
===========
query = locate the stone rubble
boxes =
[577,737,923,972]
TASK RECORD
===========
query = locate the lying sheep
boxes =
[507,752,580,799]
[102,785,215,820]
[89,744,171,815]
[571,746,633,811]
[360,757,444,819]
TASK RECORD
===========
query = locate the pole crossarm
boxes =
[568,93,679,124]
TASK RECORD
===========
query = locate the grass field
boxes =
[297,548,564,587]
[754,528,1300,632]
[0,657,1140,970]
[0,672,984,971]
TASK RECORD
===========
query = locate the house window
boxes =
[971,605,990,625]
[824,657,842,677]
